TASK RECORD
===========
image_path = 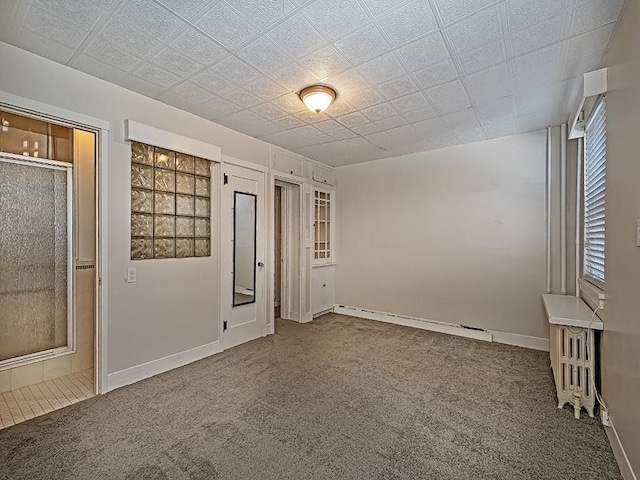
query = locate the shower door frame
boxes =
[0,92,110,395]
[0,153,75,368]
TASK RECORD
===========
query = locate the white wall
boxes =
[0,42,278,375]
[599,0,640,474]
[335,131,549,339]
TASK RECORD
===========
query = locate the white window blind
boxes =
[583,99,606,284]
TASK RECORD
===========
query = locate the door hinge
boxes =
[223,173,228,185]
[223,320,228,331]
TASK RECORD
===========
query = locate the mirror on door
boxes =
[233,191,257,306]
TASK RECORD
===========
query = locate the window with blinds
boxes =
[583,99,606,284]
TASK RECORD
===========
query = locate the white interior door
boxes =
[221,163,266,350]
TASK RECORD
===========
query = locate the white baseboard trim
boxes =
[313,307,334,319]
[334,305,492,342]
[606,419,638,480]
[334,305,549,351]
[107,340,220,392]
[488,330,549,351]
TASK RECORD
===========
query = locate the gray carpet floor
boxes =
[0,313,621,479]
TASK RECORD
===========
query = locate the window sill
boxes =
[579,277,606,310]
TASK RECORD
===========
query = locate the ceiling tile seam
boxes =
[503,19,621,65]
[66,0,127,67]
[151,0,213,23]
[0,1,18,37]
[553,40,573,123]
[132,47,234,101]
[277,46,352,87]
[299,8,370,46]
[219,0,327,50]
[11,7,81,55]
[368,22,440,53]
[146,51,239,99]
[439,0,503,28]
[189,2,310,60]
[490,3,517,132]
[426,0,480,123]
[146,0,242,73]
[368,17,401,51]
[151,62,233,102]
[403,69,457,100]
[353,0,378,21]
[470,1,513,134]
[6,1,29,45]
[356,0,413,20]
[552,5,580,123]
[379,6,441,119]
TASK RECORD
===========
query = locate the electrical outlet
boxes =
[126,267,137,283]
[601,410,610,427]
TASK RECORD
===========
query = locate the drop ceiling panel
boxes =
[335,24,392,64]
[238,38,293,74]
[117,0,186,41]
[457,40,506,75]
[195,3,257,49]
[268,13,326,59]
[171,28,227,66]
[155,0,211,20]
[466,62,512,103]
[506,0,571,32]
[375,0,439,46]
[4,0,625,166]
[412,58,459,89]
[445,4,504,54]
[302,0,370,41]
[434,0,498,24]
[225,0,297,30]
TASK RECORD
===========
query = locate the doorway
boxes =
[274,180,302,323]
[275,185,282,320]
[0,108,98,428]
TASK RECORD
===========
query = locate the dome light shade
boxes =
[299,85,337,113]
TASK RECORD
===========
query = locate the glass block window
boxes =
[314,190,331,261]
[130,142,211,260]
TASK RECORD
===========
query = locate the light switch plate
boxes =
[127,267,137,283]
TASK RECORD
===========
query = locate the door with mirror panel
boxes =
[221,163,266,350]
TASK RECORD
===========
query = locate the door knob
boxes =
[257,262,264,267]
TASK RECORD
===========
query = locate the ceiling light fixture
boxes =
[299,85,337,114]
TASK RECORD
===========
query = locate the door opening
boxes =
[274,185,282,320]
[0,108,99,428]
[274,180,302,324]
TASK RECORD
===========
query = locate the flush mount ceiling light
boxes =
[299,85,337,114]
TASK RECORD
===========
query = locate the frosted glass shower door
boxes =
[0,156,73,364]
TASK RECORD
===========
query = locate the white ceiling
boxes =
[0,0,624,166]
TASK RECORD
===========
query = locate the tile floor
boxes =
[0,369,94,430]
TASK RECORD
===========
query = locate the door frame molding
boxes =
[0,91,110,395]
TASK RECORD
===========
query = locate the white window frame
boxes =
[313,186,335,265]
[582,96,607,287]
